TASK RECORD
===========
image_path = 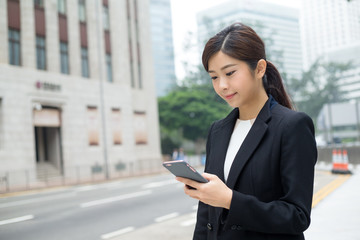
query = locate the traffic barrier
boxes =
[331,149,352,174]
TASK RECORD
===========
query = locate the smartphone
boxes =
[162,160,208,183]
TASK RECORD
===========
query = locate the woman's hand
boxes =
[176,173,233,209]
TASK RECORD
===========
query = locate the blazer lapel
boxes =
[226,98,273,189]
[210,108,239,182]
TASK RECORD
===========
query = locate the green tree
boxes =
[158,84,230,155]
[287,60,352,121]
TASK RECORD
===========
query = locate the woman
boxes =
[176,23,317,240]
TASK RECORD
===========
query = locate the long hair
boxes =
[202,23,293,109]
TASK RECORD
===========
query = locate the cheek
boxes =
[212,81,220,94]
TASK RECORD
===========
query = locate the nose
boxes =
[219,77,228,90]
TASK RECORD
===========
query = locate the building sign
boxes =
[35,81,61,92]
[33,108,61,127]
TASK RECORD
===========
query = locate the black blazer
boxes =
[194,96,317,240]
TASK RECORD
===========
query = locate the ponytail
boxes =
[263,61,293,109]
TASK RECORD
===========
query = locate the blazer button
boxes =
[207,223,213,231]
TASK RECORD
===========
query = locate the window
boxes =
[111,108,122,145]
[87,106,99,146]
[81,47,89,78]
[134,112,147,145]
[103,5,110,30]
[60,42,69,74]
[78,0,86,22]
[8,28,21,66]
[36,36,46,70]
[57,0,66,15]
[34,0,44,8]
[106,54,112,82]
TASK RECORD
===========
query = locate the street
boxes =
[0,170,342,240]
[0,172,197,240]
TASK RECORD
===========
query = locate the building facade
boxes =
[196,0,303,81]
[317,101,360,144]
[149,0,176,96]
[0,0,161,185]
[300,0,360,70]
[300,0,360,101]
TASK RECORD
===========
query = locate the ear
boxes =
[255,59,267,78]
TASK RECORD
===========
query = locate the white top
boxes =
[224,118,254,182]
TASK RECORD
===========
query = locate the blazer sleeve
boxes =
[193,122,216,239]
[223,112,317,234]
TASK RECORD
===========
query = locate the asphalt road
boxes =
[0,172,197,240]
[0,169,338,240]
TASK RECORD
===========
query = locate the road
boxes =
[0,170,338,240]
[0,173,197,240]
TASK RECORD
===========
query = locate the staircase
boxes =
[36,162,62,182]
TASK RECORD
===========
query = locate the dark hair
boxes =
[202,22,293,109]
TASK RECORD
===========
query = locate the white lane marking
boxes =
[0,192,77,209]
[75,185,99,192]
[75,182,123,192]
[80,190,152,208]
[0,215,34,226]
[142,179,178,189]
[181,218,196,227]
[155,212,179,223]
[101,226,135,239]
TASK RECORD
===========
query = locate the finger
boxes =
[176,177,200,189]
[202,172,216,180]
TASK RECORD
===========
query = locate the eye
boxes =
[211,76,218,80]
[226,71,236,76]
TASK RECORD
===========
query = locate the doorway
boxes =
[33,106,63,176]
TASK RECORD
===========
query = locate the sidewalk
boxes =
[305,172,360,240]
[116,171,359,240]
[116,212,196,240]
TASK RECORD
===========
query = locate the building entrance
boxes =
[33,106,63,177]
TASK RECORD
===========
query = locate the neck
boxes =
[238,91,268,120]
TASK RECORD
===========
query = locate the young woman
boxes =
[176,23,317,240]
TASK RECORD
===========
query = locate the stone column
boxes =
[109,0,130,84]
[20,0,36,69]
[45,0,60,73]
[87,0,104,80]
[0,0,8,64]
[67,0,81,76]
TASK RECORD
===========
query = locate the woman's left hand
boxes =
[176,173,233,209]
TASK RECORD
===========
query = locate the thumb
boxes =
[202,172,218,181]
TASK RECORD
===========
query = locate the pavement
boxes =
[305,171,360,239]
[116,165,360,240]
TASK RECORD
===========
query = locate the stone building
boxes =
[0,0,161,187]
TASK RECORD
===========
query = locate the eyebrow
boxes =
[208,64,237,73]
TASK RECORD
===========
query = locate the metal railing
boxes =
[0,156,203,194]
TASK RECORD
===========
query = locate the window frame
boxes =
[81,47,89,78]
[57,0,66,15]
[60,41,69,74]
[8,28,21,66]
[36,35,46,70]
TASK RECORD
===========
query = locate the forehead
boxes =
[208,51,245,72]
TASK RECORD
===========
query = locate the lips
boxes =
[225,93,237,100]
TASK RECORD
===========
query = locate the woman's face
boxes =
[208,51,265,109]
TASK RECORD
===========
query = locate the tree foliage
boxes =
[158,83,230,154]
[287,60,352,121]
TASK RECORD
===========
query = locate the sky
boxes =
[170,0,301,80]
